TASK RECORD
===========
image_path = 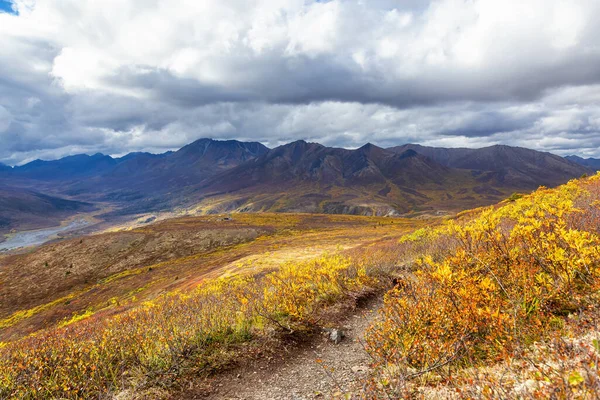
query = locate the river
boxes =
[0,219,90,251]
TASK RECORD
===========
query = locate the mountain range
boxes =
[0,138,593,232]
[391,144,590,188]
[565,155,600,171]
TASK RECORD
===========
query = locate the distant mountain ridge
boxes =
[565,155,600,171]
[185,140,591,216]
[200,141,453,191]
[390,144,589,188]
[12,154,118,180]
[0,138,593,227]
[92,139,268,196]
[3,139,268,183]
[188,141,468,215]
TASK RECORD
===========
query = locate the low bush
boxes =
[365,174,600,397]
[0,254,382,398]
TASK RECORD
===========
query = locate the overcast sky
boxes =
[0,0,599,165]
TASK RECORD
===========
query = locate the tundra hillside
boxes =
[0,214,425,398]
[1,174,600,398]
[365,173,600,398]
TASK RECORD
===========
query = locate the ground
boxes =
[0,213,429,342]
[179,296,383,400]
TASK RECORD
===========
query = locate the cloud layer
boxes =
[1,0,600,164]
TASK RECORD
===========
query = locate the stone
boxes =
[329,328,344,344]
[351,365,369,374]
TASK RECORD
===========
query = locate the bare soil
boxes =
[192,296,383,400]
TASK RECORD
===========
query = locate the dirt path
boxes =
[207,297,382,400]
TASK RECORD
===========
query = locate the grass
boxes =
[0,292,81,330]
[0,253,388,398]
[3,175,599,398]
[190,175,516,218]
[0,212,428,398]
[363,173,600,398]
[0,213,424,342]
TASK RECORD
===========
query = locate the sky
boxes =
[0,0,600,165]
[0,1,16,14]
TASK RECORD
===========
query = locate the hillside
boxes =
[0,187,95,234]
[389,144,592,188]
[200,142,453,189]
[187,141,585,216]
[362,172,600,398]
[188,141,464,215]
[0,213,420,347]
[1,173,599,399]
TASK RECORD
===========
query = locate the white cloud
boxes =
[0,0,599,164]
[0,106,12,132]
[4,0,597,102]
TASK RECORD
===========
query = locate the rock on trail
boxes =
[207,298,382,400]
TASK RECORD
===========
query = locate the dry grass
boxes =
[0,210,436,398]
[3,175,595,399]
[0,251,389,398]
[362,174,600,398]
[0,213,426,341]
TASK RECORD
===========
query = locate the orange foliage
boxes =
[365,174,600,397]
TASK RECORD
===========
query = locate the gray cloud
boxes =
[0,0,600,165]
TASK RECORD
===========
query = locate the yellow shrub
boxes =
[0,254,381,398]
[366,173,600,390]
[263,255,377,325]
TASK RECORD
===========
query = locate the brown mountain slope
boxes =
[389,144,592,188]
[0,186,95,234]
[186,141,508,216]
[66,138,270,200]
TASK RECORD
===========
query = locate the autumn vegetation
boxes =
[1,174,600,398]
[365,173,600,398]
[0,213,415,342]
[0,215,409,398]
[0,252,392,398]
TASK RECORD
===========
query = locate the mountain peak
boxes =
[355,143,388,159]
[357,142,383,151]
[175,138,268,158]
[397,149,419,159]
[283,139,312,148]
[274,140,323,155]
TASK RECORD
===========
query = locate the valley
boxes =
[0,139,598,399]
[0,186,96,235]
[0,138,593,238]
[0,218,89,252]
[0,213,428,342]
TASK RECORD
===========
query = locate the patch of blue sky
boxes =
[0,0,17,15]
